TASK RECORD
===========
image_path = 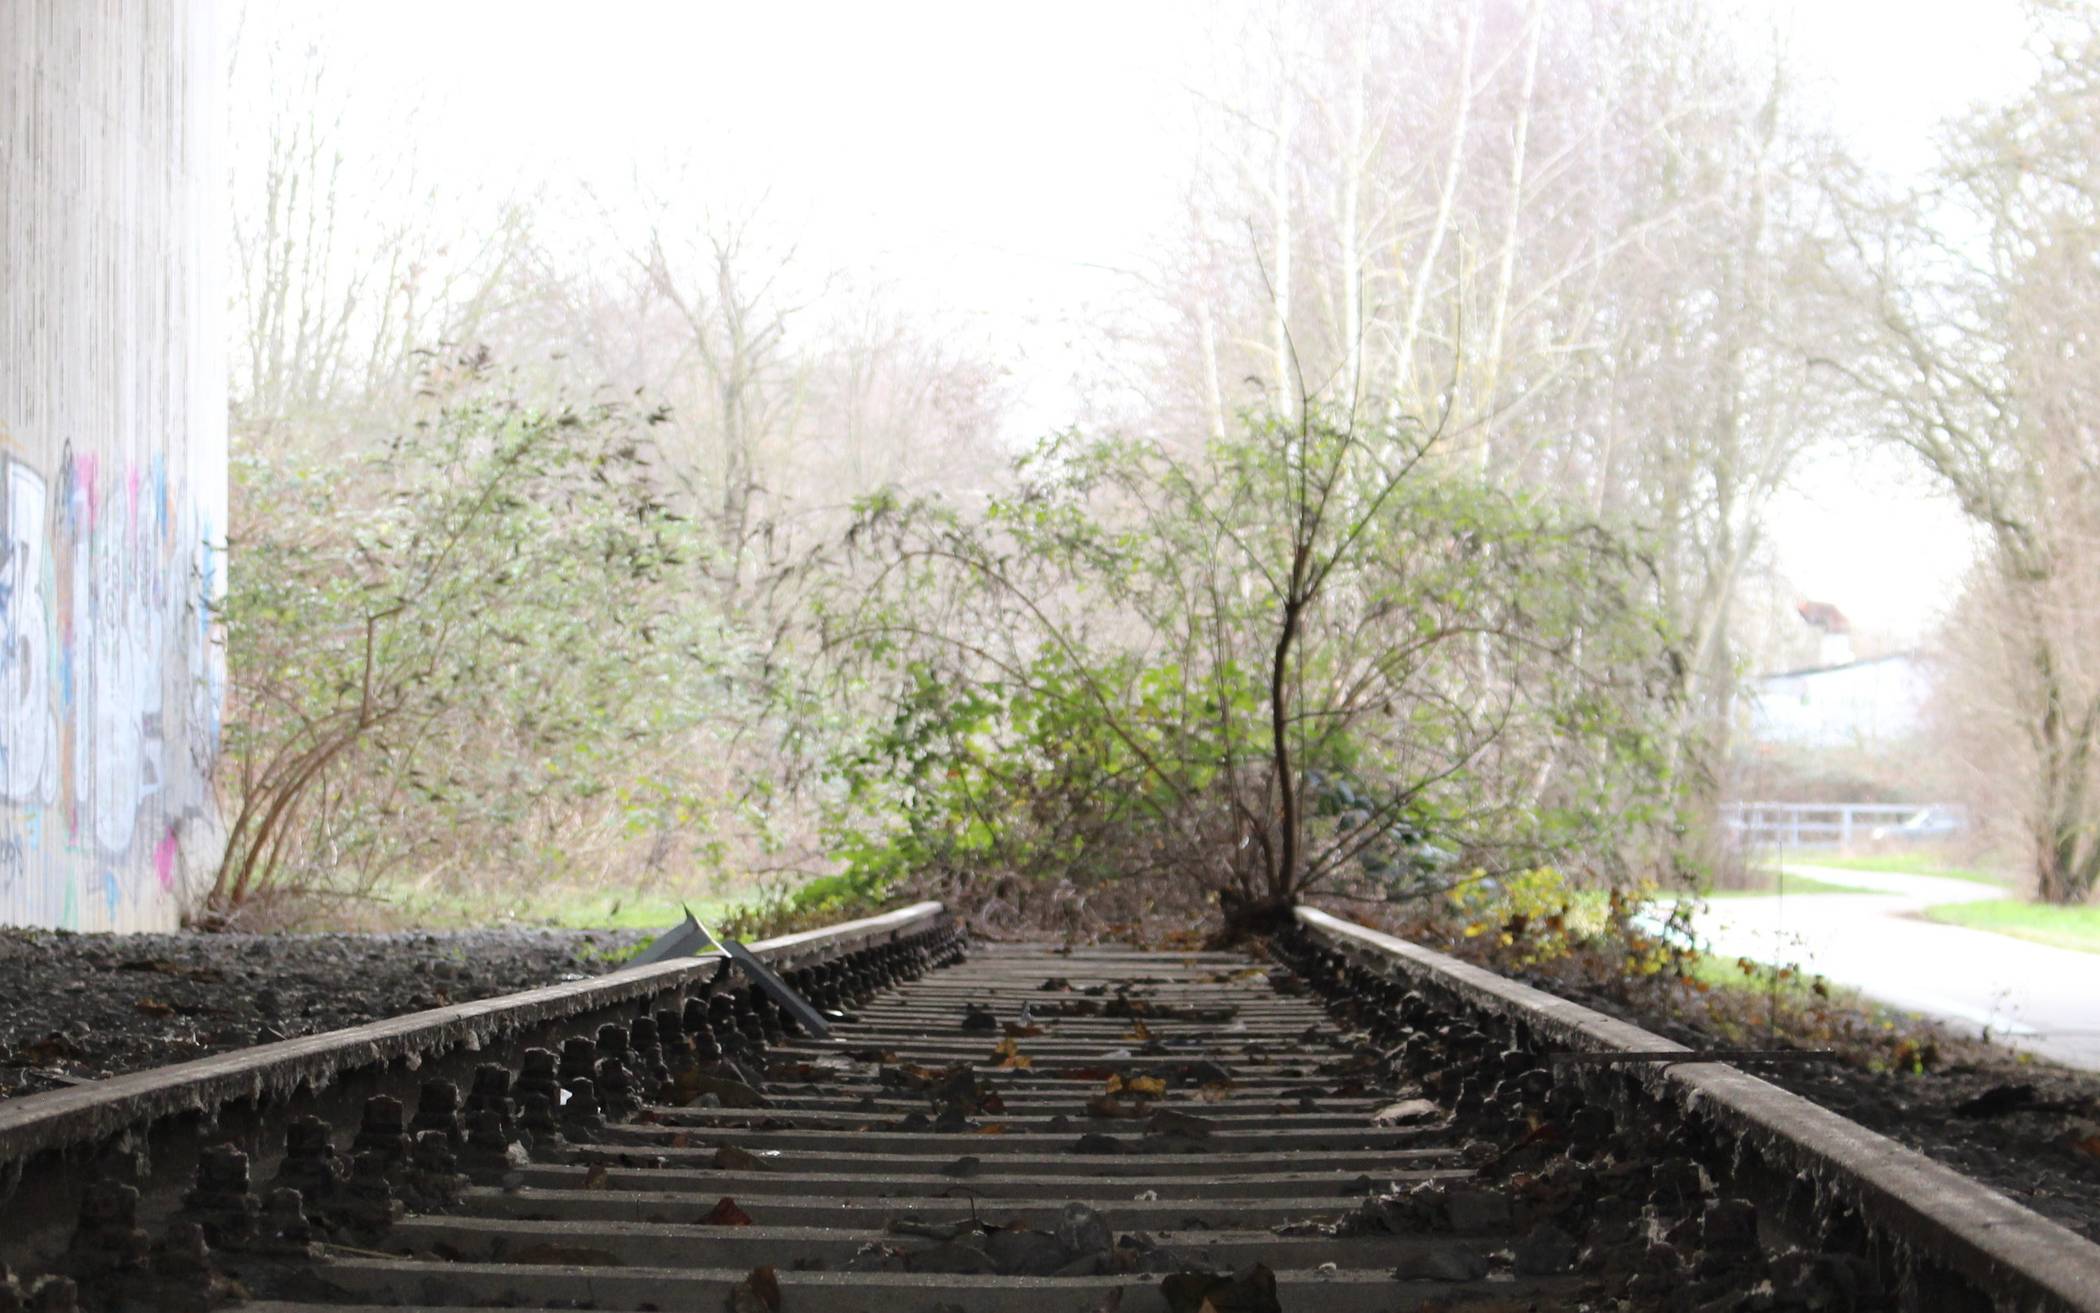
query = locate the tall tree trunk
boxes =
[1393,5,1476,419]
[1269,73,1298,418]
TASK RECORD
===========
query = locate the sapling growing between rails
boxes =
[814,404,1677,938]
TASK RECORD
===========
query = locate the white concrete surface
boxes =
[0,1,226,929]
[1682,866,2100,1071]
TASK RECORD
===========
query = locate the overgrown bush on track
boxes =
[795,406,1681,937]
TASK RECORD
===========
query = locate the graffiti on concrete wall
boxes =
[68,450,171,857]
[2,0,225,930]
[0,448,218,927]
[0,461,60,808]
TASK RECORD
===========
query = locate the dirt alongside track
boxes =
[0,927,645,1100]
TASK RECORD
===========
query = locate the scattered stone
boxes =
[21,1276,76,1313]
[713,1144,775,1172]
[984,1227,1070,1276]
[1370,1098,1441,1125]
[1174,1060,1234,1086]
[1701,1198,1760,1256]
[1441,1186,1511,1234]
[1512,1221,1580,1276]
[1057,1202,1113,1256]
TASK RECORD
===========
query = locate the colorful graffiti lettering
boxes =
[0,449,218,928]
[67,449,169,856]
[0,462,59,807]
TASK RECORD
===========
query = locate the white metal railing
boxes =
[1719,801,1966,849]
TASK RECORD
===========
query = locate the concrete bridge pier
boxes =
[0,1,226,930]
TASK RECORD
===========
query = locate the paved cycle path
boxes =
[1685,866,2100,1070]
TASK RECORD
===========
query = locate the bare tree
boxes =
[629,201,811,590]
[225,4,531,440]
[1818,2,2100,901]
[1127,0,1840,864]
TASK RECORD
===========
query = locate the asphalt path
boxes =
[1683,866,2100,1071]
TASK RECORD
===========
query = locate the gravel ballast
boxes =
[0,926,647,1100]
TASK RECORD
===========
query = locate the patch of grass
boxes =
[1701,871,1875,898]
[1794,852,2011,887]
[1679,950,1843,1003]
[1921,898,2100,955]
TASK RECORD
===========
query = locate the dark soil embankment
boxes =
[1491,949,2100,1245]
[0,927,646,1101]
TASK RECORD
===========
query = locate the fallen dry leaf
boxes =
[704,1196,755,1226]
[993,1037,1034,1070]
[728,1265,781,1312]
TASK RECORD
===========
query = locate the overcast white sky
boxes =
[244,0,2041,644]
[1764,0,2032,644]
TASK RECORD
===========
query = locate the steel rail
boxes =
[1296,903,2100,1313]
[7,896,2094,1312]
[0,901,944,1168]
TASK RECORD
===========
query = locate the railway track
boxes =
[2,901,2097,1312]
